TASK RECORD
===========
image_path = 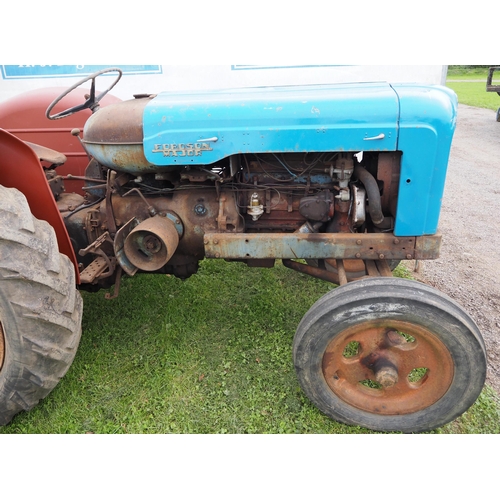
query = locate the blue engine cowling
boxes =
[81,82,457,236]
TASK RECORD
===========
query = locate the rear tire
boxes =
[0,185,83,425]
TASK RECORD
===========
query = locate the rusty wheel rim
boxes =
[322,320,454,415]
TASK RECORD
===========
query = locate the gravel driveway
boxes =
[407,103,500,394]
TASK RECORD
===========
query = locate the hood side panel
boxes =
[143,83,400,166]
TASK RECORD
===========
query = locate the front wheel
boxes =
[0,186,83,425]
[293,277,486,433]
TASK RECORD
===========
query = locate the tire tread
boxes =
[0,185,82,426]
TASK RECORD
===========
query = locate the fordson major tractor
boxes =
[0,68,487,432]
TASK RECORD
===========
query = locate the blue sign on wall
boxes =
[1,65,162,79]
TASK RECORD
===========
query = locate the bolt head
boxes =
[194,203,207,216]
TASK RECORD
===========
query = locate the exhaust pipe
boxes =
[123,215,179,271]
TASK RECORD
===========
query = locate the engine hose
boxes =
[353,166,385,226]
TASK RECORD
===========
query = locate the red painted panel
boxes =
[0,129,80,283]
[0,87,121,194]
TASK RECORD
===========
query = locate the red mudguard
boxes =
[0,128,80,283]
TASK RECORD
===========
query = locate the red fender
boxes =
[0,128,80,283]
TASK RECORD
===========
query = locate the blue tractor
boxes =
[0,68,487,432]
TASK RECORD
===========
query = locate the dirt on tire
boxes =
[0,185,83,425]
[404,103,500,395]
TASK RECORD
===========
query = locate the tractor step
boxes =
[79,256,109,284]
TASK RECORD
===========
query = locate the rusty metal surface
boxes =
[365,259,393,277]
[79,256,109,283]
[69,186,244,284]
[111,188,243,259]
[336,259,348,286]
[24,141,67,166]
[322,320,454,415]
[124,215,179,271]
[204,232,441,260]
[377,152,400,217]
[414,233,442,260]
[113,218,140,276]
[365,260,380,277]
[85,95,144,142]
[242,188,306,231]
[283,259,347,284]
[375,260,393,276]
[83,96,154,173]
[78,231,116,282]
[324,258,367,276]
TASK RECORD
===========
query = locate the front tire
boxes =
[293,277,486,433]
[0,186,83,425]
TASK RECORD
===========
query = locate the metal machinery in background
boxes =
[487,66,500,121]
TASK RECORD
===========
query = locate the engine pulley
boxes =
[123,215,179,271]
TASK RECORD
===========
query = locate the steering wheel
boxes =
[46,67,123,120]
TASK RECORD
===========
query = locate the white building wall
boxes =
[0,65,448,103]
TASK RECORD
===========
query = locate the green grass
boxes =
[1,260,499,434]
[446,65,500,111]
[446,65,492,79]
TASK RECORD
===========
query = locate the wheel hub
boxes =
[373,361,399,388]
[322,320,455,415]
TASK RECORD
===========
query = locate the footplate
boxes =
[79,256,109,284]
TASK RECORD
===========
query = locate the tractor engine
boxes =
[48,81,450,294]
[59,138,399,290]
